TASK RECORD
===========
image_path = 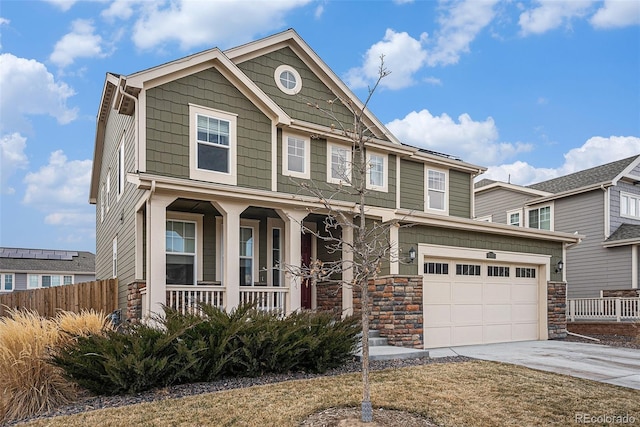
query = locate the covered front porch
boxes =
[133,195,356,318]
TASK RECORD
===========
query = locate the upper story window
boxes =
[274,65,302,95]
[528,205,551,230]
[1,273,14,292]
[367,151,388,192]
[508,210,521,226]
[426,168,447,213]
[189,104,237,185]
[621,192,640,219]
[117,139,124,198]
[327,143,351,184]
[282,133,310,179]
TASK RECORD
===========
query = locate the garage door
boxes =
[423,259,539,348]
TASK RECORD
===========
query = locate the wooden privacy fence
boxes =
[0,279,118,318]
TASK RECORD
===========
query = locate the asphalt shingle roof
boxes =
[605,224,640,243]
[0,248,95,273]
[528,155,639,194]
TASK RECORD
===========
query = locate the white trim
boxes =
[112,236,118,278]
[267,217,285,286]
[366,150,388,193]
[189,104,238,186]
[507,209,522,227]
[240,219,260,286]
[282,132,311,180]
[100,183,105,223]
[0,273,15,292]
[274,64,302,95]
[475,215,492,222]
[619,191,640,220]
[425,167,449,215]
[106,169,111,212]
[117,137,125,201]
[326,141,352,185]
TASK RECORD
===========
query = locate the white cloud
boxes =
[0,133,28,195]
[49,19,107,68]
[43,0,78,12]
[345,29,428,90]
[427,0,499,66]
[590,0,640,29]
[393,0,415,4]
[424,76,443,85]
[23,150,93,226]
[386,109,533,165]
[101,0,137,21]
[130,0,312,51]
[0,54,78,133]
[481,136,640,185]
[519,0,596,35]
[0,17,8,49]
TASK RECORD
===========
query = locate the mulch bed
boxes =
[563,333,640,349]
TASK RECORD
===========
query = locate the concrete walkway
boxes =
[428,340,640,390]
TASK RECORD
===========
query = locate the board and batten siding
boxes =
[95,111,145,311]
[236,47,364,137]
[145,68,273,191]
[398,225,563,280]
[475,188,535,224]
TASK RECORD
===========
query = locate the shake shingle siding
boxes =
[449,170,471,218]
[400,160,424,211]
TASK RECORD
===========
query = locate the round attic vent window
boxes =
[275,65,302,95]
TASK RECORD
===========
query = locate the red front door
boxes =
[301,233,312,309]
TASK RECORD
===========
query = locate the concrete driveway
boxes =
[428,340,640,390]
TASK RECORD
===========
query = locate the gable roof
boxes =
[529,155,640,194]
[0,248,95,273]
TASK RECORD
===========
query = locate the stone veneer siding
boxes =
[354,275,424,349]
[547,281,567,339]
[316,281,342,314]
[127,281,146,322]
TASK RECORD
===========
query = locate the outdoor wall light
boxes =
[556,260,564,273]
[408,247,416,263]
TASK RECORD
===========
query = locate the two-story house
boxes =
[475,155,640,299]
[90,29,580,349]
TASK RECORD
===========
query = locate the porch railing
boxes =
[568,297,640,322]
[167,285,225,315]
[240,286,288,313]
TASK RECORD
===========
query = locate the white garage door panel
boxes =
[424,258,540,348]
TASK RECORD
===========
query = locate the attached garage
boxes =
[420,244,550,348]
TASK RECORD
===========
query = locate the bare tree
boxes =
[287,58,395,423]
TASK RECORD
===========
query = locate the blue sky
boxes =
[0,0,639,253]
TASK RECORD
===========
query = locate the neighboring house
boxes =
[475,155,640,299]
[0,247,96,293]
[89,29,580,349]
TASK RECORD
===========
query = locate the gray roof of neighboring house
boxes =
[528,155,639,194]
[0,248,95,273]
[474,178,497,189]
[605,224,640,243]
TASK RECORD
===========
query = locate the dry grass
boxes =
[0,309,108,424]
[19,361,639,427]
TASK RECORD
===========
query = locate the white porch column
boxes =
[342,224,354,317]
[389,223,399,275]
[212,200,248,312]
[277,209,307,314]
[145,194,174,318]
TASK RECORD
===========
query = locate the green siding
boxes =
[400,160,424,211]
[398,225,563,281]
[238,48,383,138]
[146,68,272,190]
[449,169,471,218]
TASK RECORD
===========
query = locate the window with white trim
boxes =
[27,274,66,289]
[283,133,310,179]
[112,236,118,278]
[117,140,124,197]
[367,151,388,192]
[274,65,302,95]
[528,206,551,230]
[1,274,14,292]
[508,210,521,227]
[240,226,255,286]
[166,220,196,285]
[189,104,237,185]
[621,192,640,219]
[63,275,73,285]
[327,143,351,184]
[426,168,447,212]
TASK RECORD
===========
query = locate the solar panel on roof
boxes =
[0,248,79,260]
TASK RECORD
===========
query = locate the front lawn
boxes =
[19,360,639,426]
